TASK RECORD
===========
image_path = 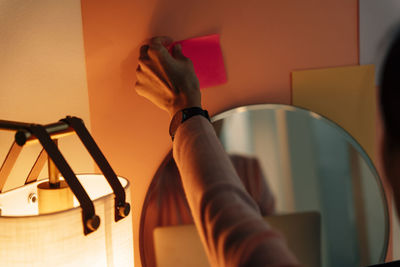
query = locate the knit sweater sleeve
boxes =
[173,116,299,267]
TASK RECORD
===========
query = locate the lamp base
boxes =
[37,180,74,214]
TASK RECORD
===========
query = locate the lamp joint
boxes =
[86,215,101,232]
[117,202,131,219]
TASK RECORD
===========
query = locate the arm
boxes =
[173,115,298,266]
[135,36,299,266]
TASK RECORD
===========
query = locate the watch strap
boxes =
[169,107,210,140]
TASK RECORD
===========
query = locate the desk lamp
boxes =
[0,116,133,267]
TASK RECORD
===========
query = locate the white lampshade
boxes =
[0,174,133,267]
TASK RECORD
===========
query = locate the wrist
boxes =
[169,107,210,141]
[169,98,202,118]
[168,85,201,117]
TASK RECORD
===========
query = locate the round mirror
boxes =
[140,104,389,267]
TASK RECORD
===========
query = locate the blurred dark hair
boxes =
[381,30,400,146]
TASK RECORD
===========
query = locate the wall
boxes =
[0,0,365,266]
[80,1,358,266]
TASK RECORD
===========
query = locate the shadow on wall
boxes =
[147,0,224,41]
[121,0,225,105]
[121,45,142,88]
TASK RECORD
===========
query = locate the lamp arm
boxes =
[28,124,100,235]
[1,117,129,231]
[0,119,74,146]
[0,120,32,130]
[62,116,130,221]
[15,121,73,146]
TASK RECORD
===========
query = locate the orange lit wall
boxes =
[80,1,358,266]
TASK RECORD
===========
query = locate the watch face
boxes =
[169,111,183,137]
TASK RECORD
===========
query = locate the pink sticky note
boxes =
[171,34,227,89]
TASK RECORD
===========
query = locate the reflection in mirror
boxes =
[140,104,388,267]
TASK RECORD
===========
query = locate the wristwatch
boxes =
[169,107,210,141]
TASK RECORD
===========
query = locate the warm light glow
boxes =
[0,174,134,267]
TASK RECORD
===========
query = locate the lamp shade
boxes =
[0,174,133,267]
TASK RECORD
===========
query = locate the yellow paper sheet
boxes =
[292,65,376,161]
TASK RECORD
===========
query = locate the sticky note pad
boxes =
[172,34,227,89]
[292,65,376,161]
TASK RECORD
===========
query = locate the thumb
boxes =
[172,44,187,60]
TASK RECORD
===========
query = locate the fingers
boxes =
[147,37,174,65]
[134,79,173,113]
[134,81,146,96]
[150,36,173,47]
[171,44,188,61]
[139,45,149,60]
[147,45,172,64]
[136,62,156,85]
[137,59,152,74]
[139,37,173,64]
[136,60,173,91]
[137,60,166,84]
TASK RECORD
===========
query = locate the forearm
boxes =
[173,116,299,267]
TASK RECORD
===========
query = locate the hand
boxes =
[135,36,202,117]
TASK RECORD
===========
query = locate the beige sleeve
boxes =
[173,116,299,267]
